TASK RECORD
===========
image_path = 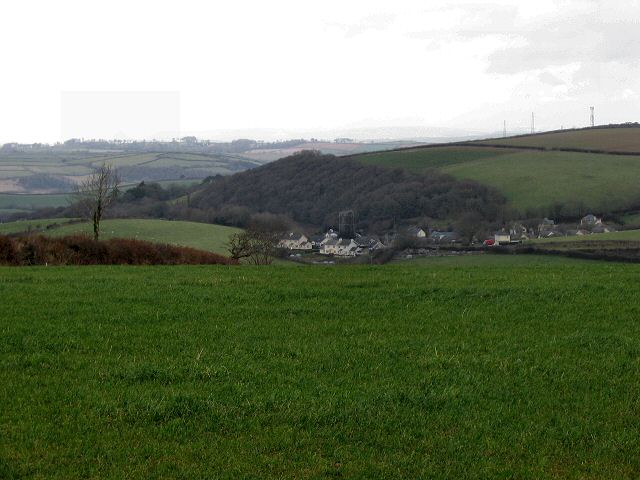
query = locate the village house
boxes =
[580,214,602,226]
[354,235,385,252]
[579,214,613,234]
[430,231,460,243]
[278,233,313,251]
[319,238,359,256]
[494,230,511,245]
[406,226,427,238]
[537,218,558,238]
[509,223,530,241]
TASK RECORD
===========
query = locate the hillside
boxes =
[190,150,506,232]
[351,126,640,217]
[0,150,259,195]
[46,219,240,255]
[478,125,640,153]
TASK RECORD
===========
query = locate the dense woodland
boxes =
[190,150,506,232]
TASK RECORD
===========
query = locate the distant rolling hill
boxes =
[351,125,640,216]
[477,125,640,153]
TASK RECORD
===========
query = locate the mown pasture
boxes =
[354,146,640,214]
[1,256,639,478]
[0,218,78,235]
[47,218,241,255]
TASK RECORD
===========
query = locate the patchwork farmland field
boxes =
[1,256,639,478]
[0,150,262,199]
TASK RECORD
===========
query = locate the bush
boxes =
[0,234,237,266]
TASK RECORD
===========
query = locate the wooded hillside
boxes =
[191,150,506,231]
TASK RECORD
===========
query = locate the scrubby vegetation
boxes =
[0,234,236,266]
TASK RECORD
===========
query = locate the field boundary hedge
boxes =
[0,234,237,266]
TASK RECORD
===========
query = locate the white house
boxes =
[320,238,359,256]
[407,226,427,238]
[336,238,359,256]
[494,231,511,245]
[279,233,313,250]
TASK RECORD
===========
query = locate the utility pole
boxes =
[531,112,535,134]
[590,106,595,127]
[503,120,506,138]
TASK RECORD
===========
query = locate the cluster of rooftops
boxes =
[280,213,616,254]
[279,226,462,256]
[490,214,614,245]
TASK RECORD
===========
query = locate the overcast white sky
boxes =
[1,0,639,142]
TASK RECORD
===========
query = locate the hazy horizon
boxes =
[2,0,639,144]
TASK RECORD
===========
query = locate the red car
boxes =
[483,239,495,246]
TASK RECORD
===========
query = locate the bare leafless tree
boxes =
[227,230,280,265]
[72,163,120,240]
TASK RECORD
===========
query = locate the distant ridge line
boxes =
[342,123,640,159]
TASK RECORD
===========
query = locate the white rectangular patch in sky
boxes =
[60,91,180,141]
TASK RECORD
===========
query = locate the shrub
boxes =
[0,234,237,266]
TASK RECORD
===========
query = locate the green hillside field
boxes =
[1,256,639,478]
[47,219,241,255]
[478,126,640,153]
[0,218,78,235]
[353,144,640,214]
[0,192,71,211]
[530,229,640,244]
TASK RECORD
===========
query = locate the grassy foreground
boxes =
[1,256,639,478]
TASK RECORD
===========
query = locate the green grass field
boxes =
[532,228,640,243]
[1,256,639,478]
[354,146,640,213]
[354,146,512,170]
[0,193,71,210]
[479,127,640,153]
[47,218,241,255]
[0,218,78,235]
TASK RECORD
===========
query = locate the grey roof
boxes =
[284,232,305,241]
